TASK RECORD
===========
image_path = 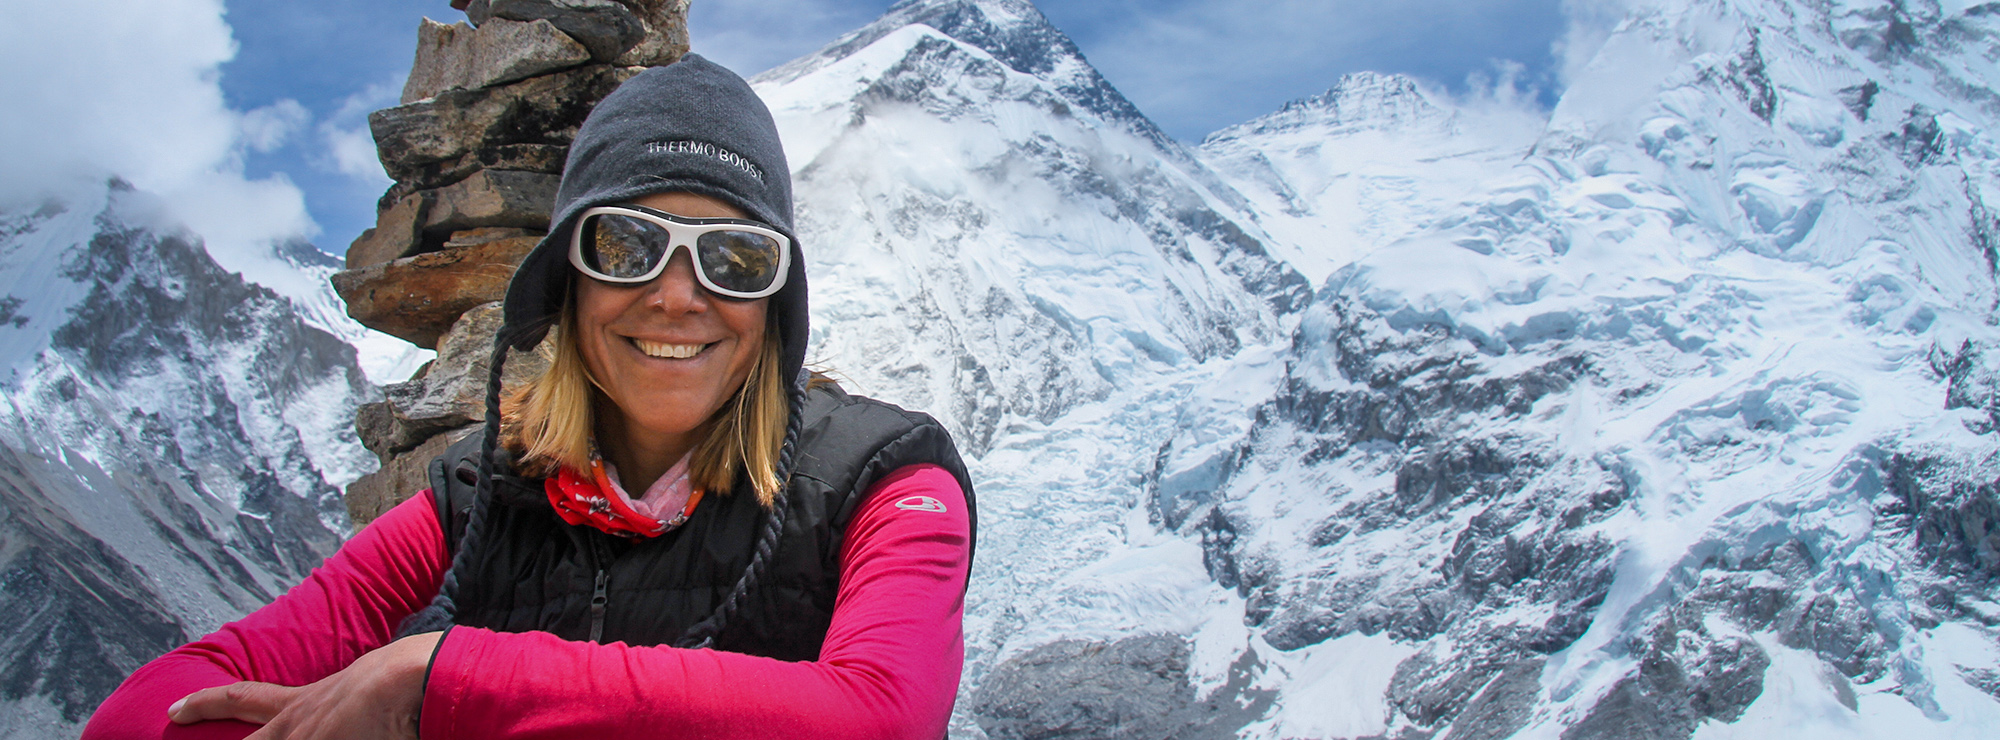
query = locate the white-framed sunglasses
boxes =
[568,204,792,299]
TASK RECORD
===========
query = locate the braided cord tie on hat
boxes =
[396,336,513,638]
[674,369,809,649]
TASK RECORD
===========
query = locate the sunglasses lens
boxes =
[696,230,785,295]
[579,214,669,279]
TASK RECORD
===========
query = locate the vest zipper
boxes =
[585,535,613,644]
[589,569,608,643]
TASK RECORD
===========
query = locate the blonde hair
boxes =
[503,303,790,506]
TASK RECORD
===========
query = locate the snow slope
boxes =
[0,182,376,736]
[1151,0,2000,737]
[754,0,2000,737]
[1201,71,1544,285]
[750,2,1312,735]
[14,0,1996,737]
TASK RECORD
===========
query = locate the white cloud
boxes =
[157,170,317,259]
[1556,0,1656,86]
[688,0,886,76]
[316,79,401,186]
[240,99,311,154]
[0,0,233,201]
[1041,0,1571,140]
[0,0,318,273]
[324,125,390,183]
[328,76,403,122]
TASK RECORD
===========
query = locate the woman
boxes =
[83,54,975,740]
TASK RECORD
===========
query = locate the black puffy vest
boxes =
[427,384,975,660]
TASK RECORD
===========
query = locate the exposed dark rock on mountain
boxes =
[972,635,1272,740]
[27,0,1977,737]
[0,186,372,732]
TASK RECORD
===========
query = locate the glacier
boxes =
[750,0,2000,738]
[5,0,1997,737]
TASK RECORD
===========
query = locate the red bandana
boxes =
[545,452,704,538]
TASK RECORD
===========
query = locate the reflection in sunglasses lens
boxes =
[698,231,780,293]
[588,215,669,279]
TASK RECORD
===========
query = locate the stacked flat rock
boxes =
[337,0,690,526]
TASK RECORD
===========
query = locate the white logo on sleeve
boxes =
[894,495,948,513]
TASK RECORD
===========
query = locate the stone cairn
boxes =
[336,0,691,526]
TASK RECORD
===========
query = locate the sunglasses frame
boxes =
[568,204,792,300]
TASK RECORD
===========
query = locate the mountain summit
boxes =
[754,0,1308,455]
[16,0,1999,738]
[761,0,2000,737]
[760,0,1166,145]
[0,183,374,733]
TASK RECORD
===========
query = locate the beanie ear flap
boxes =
[674,368,808,649]
[501,243,572,351]
[397,334,515,639]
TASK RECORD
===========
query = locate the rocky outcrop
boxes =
[470,0,646,62]
[336,0,687,526]
[345,428,467,525]
[370,64,636,192]
[611,0,692,67]
[402,18,590,104]
[972,635,1274,740]
[355,302,552,460]
[332,235,536,348]
[459,0,689,65]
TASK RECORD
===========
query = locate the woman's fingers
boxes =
[168,634,437,739]
[168,682,296,725]
[167,634,436,738]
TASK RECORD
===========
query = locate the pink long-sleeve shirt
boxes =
[82,464,970,740]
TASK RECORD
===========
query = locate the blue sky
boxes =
[4,0,1576,260]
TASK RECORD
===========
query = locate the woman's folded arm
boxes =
[82,493,451,739]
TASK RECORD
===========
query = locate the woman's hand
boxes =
[167,632,444,739]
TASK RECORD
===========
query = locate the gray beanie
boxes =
[502,53,808,381]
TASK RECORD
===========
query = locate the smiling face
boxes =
[573,191,770,468]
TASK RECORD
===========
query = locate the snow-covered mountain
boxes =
[750,10,1312,736]
[0,181,375,736]
[749,0,2000,738]
[17,0,1998,737]
[259,238,433,388]
[754,0,1308,455]
[1159,0,2000,735]
[1200,71,1546,285]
